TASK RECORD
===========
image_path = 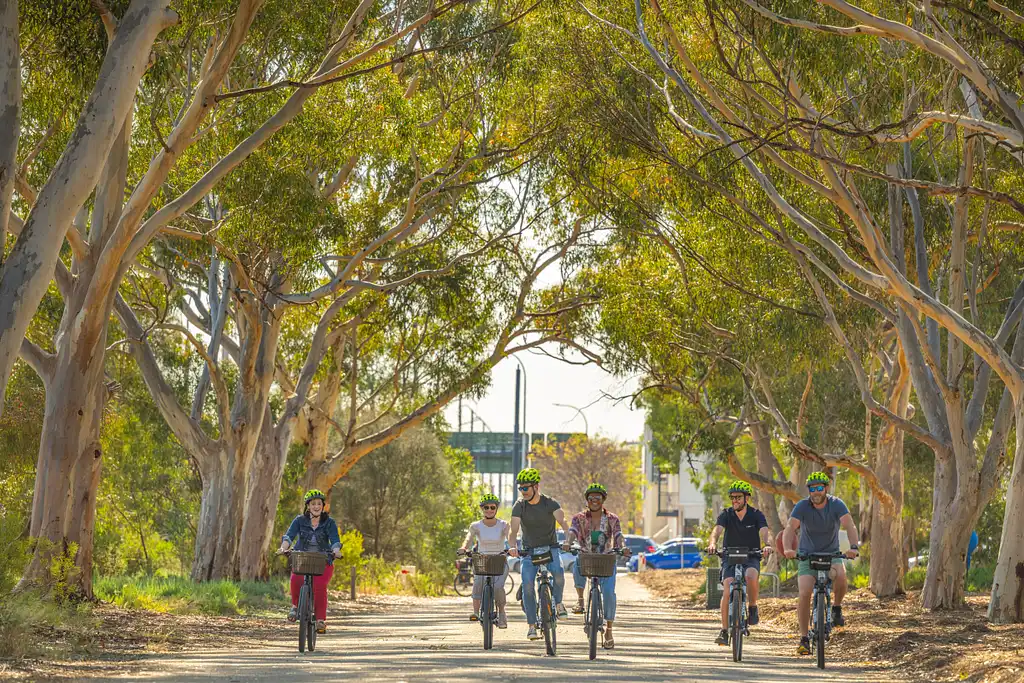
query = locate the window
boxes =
[656,469,676,516]
[683,517,701,535]
[662,543,681,556]
[683,543,698,555]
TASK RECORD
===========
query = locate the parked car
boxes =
[621,534,657,567]
[628,539,702,571]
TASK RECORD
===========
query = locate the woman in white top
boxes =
[459,492,511,628]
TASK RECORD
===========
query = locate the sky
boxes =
[442,350,648,444]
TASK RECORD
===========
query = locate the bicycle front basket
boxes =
[578,553,616,578]
[530,550,554,566]
[291,551,327,576]
[473,553,507,576]
[808,554,834,572]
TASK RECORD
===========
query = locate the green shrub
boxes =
[0,592,96,660]
[905,565,928,590]
[966,563,995,592]
[94,575,288,615]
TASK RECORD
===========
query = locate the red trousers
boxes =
[290,565,334,621]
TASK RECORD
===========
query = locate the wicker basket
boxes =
[578,553,617,578]
[291,551,327,576]
[472,553,507,576]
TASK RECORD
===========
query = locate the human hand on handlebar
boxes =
[761,545,772,557]
[844,548,859,560]
[706,542,717,555]
[784,548,797,559]
[621,547,632,557]
[509,548,519,558]
[560,542,571,552]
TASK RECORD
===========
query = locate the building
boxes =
[639,424,717,542]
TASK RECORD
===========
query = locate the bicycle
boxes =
[713,548,763,663]
[796,552,846,669]
[458,548,508,650]
[524,546,561,656]
[283,549,331,653]
[571,545,626,660]
[456,555,515,598]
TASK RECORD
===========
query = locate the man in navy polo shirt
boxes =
[707,480,773,646]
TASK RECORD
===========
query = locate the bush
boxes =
[905,565,928,591]
[967,563,995,592]
[0,592,96,660]
[94,575,289,615]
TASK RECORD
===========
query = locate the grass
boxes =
[0,592,97,660]
[94,575,290,615]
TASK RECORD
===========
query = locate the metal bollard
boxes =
[350,565,357,600]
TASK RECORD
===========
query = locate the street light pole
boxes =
[513,356,528,460]
[553,402,588,435]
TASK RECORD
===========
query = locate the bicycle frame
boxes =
[715,548,762,662]
[797,552,844,669]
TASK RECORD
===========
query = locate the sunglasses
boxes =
[586,495,604,502]
[518,485,535,492]
[808,484,826,492]
[729,494,746,500]
[481,505,497,511]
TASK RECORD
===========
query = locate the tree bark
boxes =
[0,0,19,261]
[0,0,175,411]
[20,319,109,597]
[988,401,1024,623]
[238,410,287,581]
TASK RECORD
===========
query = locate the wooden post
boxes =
[350,565,357,600]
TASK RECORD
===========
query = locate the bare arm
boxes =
[554,508,570,549]
[707,524,725,552]
[840,513,860,557]
[459,525,475,552]
[783,517,801,557]
[509,516,522,557]
[759,526,774,554]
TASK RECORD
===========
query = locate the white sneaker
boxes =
[527,626,541,640]
[497,613,508,629]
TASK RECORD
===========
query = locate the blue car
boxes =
[629,538,703,571]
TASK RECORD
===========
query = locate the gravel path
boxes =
[96,575,897,682]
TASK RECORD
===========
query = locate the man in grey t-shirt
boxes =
[509,468,571,641]
[783,472,861,656]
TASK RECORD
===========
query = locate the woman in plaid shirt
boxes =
[566,482,631,649]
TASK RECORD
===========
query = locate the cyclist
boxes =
[277,489,342,634]
[566,482,631,649]
[459,492,511,628]
[508,467,571,641]
[783,471,860,655]
[706,480,773,646]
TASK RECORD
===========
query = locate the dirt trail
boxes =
[90,575,897,682]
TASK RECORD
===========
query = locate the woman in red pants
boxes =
[277,489,342,633]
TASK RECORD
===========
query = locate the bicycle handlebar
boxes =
[566,544,628,556]
[711,548,765,559]
[795,552,847,561]
[456,548,510,557]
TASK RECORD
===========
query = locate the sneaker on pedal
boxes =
[556,603,568,618]
[527,626,542,640]
[747,605,760,626]
[832,605,846,627]
[497,613,507,629]
[797,636,811,655]
[572,600,585,614]
[287,606,298,622]
[715,628,729,646]
[316,620,326,634]
[469,612,480,622]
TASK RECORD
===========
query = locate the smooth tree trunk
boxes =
[0,0,175,411]
[238,410,287,581]
[21,312,110,597]
[0,0,19,258]
[988,402,1024,623]
[869,421,906,596]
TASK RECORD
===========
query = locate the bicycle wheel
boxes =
[298,583,310,653]
[731,589,743,662]
[539,583,556,656]
[453,572,473,597]
[481,581,494,651]
[588,582,601,660]
[816,593,827,669]
[308,581,317,652]
[504,573,515,596]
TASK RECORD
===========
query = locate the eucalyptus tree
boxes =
[577,0,1024,617]
[10,0,528,594]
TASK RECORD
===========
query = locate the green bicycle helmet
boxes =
[728,480,754,496]
[806,471,831,486]
[304,489,327,504]
[584,482,608,499]
[479,493,500,506]
[516,468,541,484]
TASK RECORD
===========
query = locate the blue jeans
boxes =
[520,547,565,626]
[572,561,617,621]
